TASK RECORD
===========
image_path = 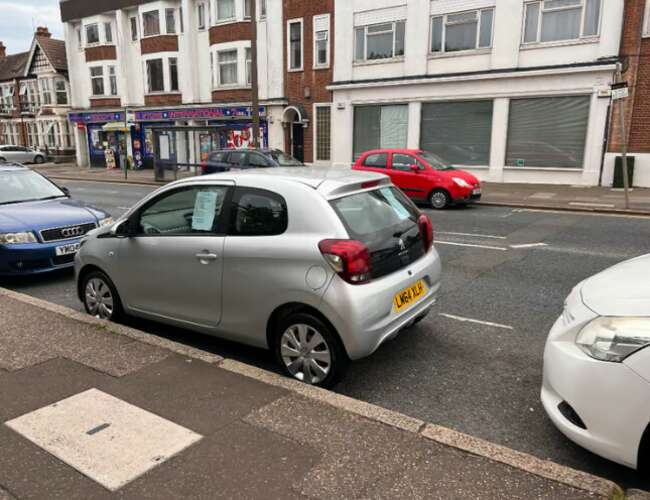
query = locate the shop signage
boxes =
[69,111,124,124]
[135,106,266,122]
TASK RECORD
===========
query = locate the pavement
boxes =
[33,163,650,215]
[0,288,638,499]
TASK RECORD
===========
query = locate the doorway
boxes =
[292,123,304,162]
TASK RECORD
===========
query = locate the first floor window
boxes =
[314,14,330,67]
[244,0,251,19]
[420,101,493,166]
[355,21,405,62]
[316,106,331,161]
[108,66,118,95]
[353,105,408,159]
[104,22,113,44]
[289,20,303,70]
[216,0,235,21]
[245,48,252,85]
[506,96,590,169]
[91,67,104,95]
[143,10,161,36]
[76,28,82,48]
[169,58,179,91]
[86,24,99,44]
[217,50,238,85]
[40,79,52,105]
[523,0,601,44]
[166,8,176,34]
[146,59,164,92]
[260,0,266,17]
[198,3,206,29]
[431,8,494,53]
[55,80,68,105]
[130,16,138,41]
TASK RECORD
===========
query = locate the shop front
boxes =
[69,111,126,169]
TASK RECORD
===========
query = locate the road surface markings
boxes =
[439,313,514,330]
[436,241,508,251]
[509,243,548,249]
[514,208,650,220]
[568,202,616,209]
[437,231,507,240]
[528,192,556,200]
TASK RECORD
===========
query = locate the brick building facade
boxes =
[604,0,650,187]
[0,28,74,160]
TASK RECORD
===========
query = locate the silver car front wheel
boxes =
[280,324,332,385]
[85,278,114,319]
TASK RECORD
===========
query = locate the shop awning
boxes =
[102,122,129,132]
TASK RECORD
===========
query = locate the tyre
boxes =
[34,155,45,164]
[429,189,450,210]
[82,270,123,321]
[273,312,349,388]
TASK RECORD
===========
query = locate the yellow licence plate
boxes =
[393,280,427,313]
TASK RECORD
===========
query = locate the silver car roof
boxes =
[192,167,392,199]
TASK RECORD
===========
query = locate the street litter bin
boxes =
[613,156,635,188]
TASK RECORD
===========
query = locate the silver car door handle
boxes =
[196,252,218,261]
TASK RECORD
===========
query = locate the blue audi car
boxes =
[0,163,112,276]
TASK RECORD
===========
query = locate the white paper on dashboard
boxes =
[192,191,218,231]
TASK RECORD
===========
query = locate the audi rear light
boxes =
[318,239,371,284]
[418,214,434,252]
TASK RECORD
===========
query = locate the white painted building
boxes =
[329,0,623,185]
[60,0,287,169]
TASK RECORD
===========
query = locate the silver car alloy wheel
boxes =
[430,191,448,209]
[85,278,114,319]
[280,323,332,384]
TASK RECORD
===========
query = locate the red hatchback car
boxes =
[353,149,481,209]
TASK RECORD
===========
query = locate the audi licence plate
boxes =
[393,279,427,313]
[55,243,80,256]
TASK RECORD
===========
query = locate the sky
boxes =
[0,0,64,54]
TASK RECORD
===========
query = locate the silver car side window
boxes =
[138,186,229,236]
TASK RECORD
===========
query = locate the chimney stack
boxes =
[35,27,51,38]
[0,42,6,58]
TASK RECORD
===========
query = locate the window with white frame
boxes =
[354,21,405,62]
[169,58,179,91]
[645,0,650,36]
[217,50,238,86]
[244,0,251,19]
[165,8,176,34]
[523,0,601,44]
[27,122,38,147]
[130,16,138,41]
[260,0,266,18]
[315,105,331,162]
[76,28,83,49]
[108,66,118,95]
[63,121,75,148]
[179,6,184,32]
[314,14,330,68]
[39,79,52,105]
[245,48,252,85]
[216,0,236,22]
[0,85,13,112]
[146,59,165,92]
[431,8,494,53]
[55,80,68,105]
[90,67,105,95]
[104,22,113,43]
[288,19,303,70]
[198,2,207,29]
[143,10,161,36]
[85,23,100,45]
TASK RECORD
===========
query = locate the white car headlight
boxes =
[576,317,650,362]
[0,232,37,244]
[452,177,472,188]
[99,217,114,227]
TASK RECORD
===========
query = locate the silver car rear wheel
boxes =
[280,324,332,385]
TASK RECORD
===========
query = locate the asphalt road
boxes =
[3,179,650,490]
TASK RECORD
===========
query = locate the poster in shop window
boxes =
[104,148,116,169]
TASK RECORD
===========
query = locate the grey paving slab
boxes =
[0,358,110,423]
[0,296,168,376]
[246,394,598,500]
[120,421,318,500]
[99,355,289,436]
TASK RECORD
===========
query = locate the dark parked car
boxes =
[200,148,303,175]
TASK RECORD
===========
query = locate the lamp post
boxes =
[250,0,260,148]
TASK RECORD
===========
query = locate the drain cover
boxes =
[5,388,202,491]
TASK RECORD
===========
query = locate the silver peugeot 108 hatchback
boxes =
[75,168,442,387]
